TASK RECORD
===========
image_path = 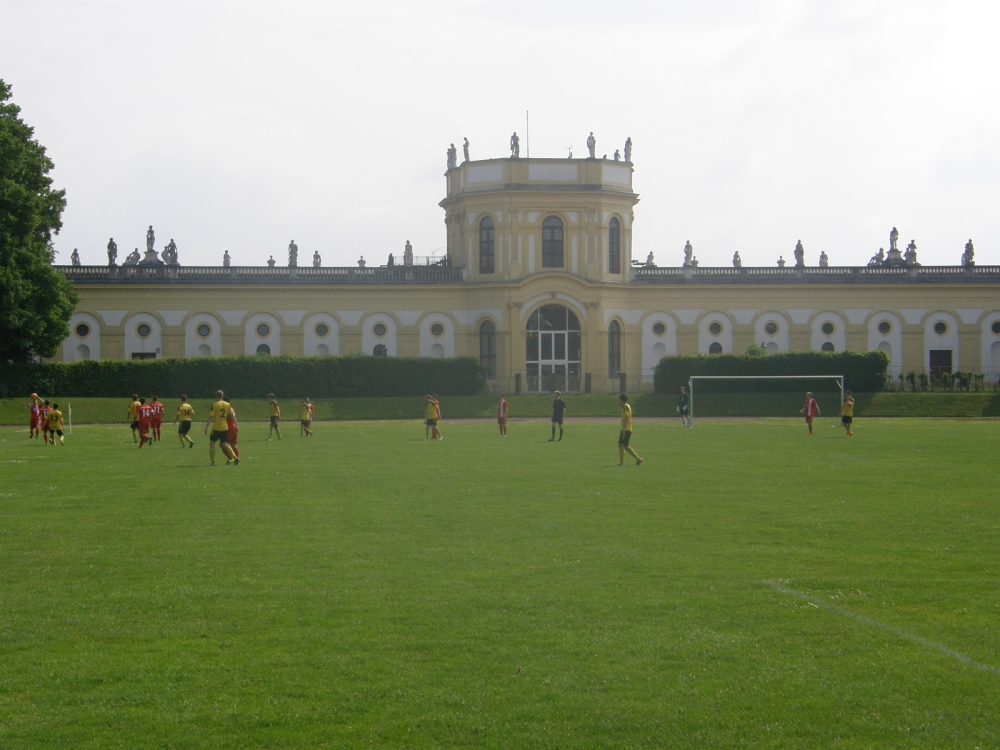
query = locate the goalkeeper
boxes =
[677,386,692,428]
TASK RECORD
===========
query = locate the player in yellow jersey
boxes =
[174,395,195,448]
[838,389,855,437]
[299,397,313,436]
[46,403,65,445]
[267,393,281,441]
[617,393,643,466]
[424,395,440,441]
[127,393,140,443]
[204,390,239,466]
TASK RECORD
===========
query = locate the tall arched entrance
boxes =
[526,304,582,392]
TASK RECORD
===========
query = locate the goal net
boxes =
[688,375,844,422]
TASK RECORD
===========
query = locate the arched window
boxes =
[480,320,496,378]
[256,343,271,355]
[608,320,621,377]
[479,217,495,274]
[608,218,621,274]
[525,304,582,392]
[373,344,388,356]
[708,342,723,355]
[542,216,563,268]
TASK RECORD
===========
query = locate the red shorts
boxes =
[227,431,238,445]
[152,417,163,427]
[497,417,507,424]
[30,417,38,428]
[805,415,814,424]
[139,420,151,432]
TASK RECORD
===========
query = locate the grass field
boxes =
[1,417,999,748]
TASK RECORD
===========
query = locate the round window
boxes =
[992,321,1000,335]
[315,323,330,337]
[136,323,151,338]
[256,343,270,355]
[878,321,891,335]
[256,323,270,337]
[933,321,947,335]
[197,323,211,337]
[373,323,387,337]
[821,342,835,352]
[430,323,444,337]
[709,321,723,336]
[764,321,778,335]
[821,321,835,335]
[652,322,666,336]
[75,323,90,338]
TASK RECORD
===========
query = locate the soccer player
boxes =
[497,393,508,436]
[150,395,165,442]
[46,403,65,445]
[549,390,566,441]
[799,391,820,435]
[299,398,313,437]
[838,390,855,437]
[28,393,40,439]
[227,401,240,457]
[39,399,52,445]
[306,398,314,433]
[677,386,692,428]
[267,393,281,441]
[618,393,643,466]
[205,390,239,466]
[127,394,140,443]
[175,395,195,448]
[432,394,443,440]
[137,397,153,448]
[424,395,440,441]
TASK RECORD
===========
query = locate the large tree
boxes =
[0,78,77,364]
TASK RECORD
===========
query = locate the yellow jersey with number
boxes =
[620,403,633,432]
[210,400,231,431]
[128,400,140,419]
[47,409,64,431]
[177,403,194,421]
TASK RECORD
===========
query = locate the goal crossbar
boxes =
[687,375,844,423]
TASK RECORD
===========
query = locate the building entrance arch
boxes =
[526,303,581,392]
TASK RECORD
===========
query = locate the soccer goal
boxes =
[688,375,844,423]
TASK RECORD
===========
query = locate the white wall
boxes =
[641,312,678,382]
[64,312,101,361]
[361,312,398,356]
[123,312,162,359]
[980,311,1000,378]
[245,312,282,355]
[419,312,455,358]
[755,311,790,352]
[698,311,733,354]
[303,312,340,356]
[811,311,847,352]
[185,312,223,358]
[867,311,904,376]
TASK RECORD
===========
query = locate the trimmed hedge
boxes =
[0,355,486,399]
[654,350,889,394]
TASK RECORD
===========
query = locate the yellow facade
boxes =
[57,156,1000,392]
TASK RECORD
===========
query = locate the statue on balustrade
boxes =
[313,250,321,268]
[819,250,829,267]
[404,240,413,266]
[463,137,470,163]
[867,248,885,267]
[358,256,366,268]
[288,240,298,267]
[905,241,919,266]
[645,251,655,268]
[793,240,805,268]
[510,132,520,159]
[71,248,81,266]
[586,132,596,159]
[682,241,693,267]
[613,149,620,161]
[447,143,457,170]
[107,238,118,266]
[163,238,179,265]
[267,255,276,268]
[777,256,786,268]
[146,225,155,253]
[140,226,163,264]
[962,239,975,267]
[223,250,231,268]
[732,251,742,268]
[123,248,141,266]
[889,226,899,253]
[387,253,394,267]
[624,137,632,163]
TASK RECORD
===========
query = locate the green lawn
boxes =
[1,418,998,748]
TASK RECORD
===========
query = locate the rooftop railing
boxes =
[56,265,466,285]
[631,264,1000,284]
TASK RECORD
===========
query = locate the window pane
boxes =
[542,217,564,267]
[568,332,581,361]
[525,331,539,362]
[541,333,553,360]
[609,218,620,274]
[554,333,566,360]
[566,310,580,331]
[479,217,495,274]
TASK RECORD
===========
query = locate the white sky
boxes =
[2,0,998,268]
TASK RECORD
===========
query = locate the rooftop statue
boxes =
[163,238,178,265]
[313,250,321,268]
[404,239,413,266]
[732,251,742,268]
[613,149,620,161]
[267,255,276,268]
[962,239,975,267]
[777,256,786,268]
[889,226,899,253]
[904,241,919,266]
[107,238,118,265]
[288,240,298,267]
[123,248,140,266]
[140,225,163,264]
[682,241,693,267]
[358,255,366,268]
[463,137,470,163]
[447,143,457,170]
[510,132,520,159]
[146,225,155,253]
[819,250,829,268]
[71,248,81,266]
[645,251,655,268]
[868,248,885,267]
[794,240,805,268]
[624,137,632,163]
[387,253,394,267]
[223,250,231,268]
[586,131,596,159]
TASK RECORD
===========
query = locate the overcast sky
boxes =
[3,0,998,268]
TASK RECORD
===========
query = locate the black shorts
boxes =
[52,429,64,437]
[270,416,279,428]
[131,420,140,430]
[551,416,564,425]
[210,429,229,444]
[679,407,689,415]
[425,419,437,426]
[300,420,309,427]
[841,416,853,425]
[618,430,632,447]
[178,421,192,435]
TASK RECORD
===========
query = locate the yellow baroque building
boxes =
[56,156,1000,393]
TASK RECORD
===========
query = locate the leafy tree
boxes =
[0,79,77,364]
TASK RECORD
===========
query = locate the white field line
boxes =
[764,581,1000,677]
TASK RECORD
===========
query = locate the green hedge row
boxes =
[653,351,889,394]
[0,355,487,399]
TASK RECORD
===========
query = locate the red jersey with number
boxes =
[30,404,40,426]
[803,398,818,419]
[497,399,508,421]
[39,407,51,429]
[150,401,164,421]
[138,404,153,424]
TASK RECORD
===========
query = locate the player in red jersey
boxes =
[150,396,165,441]
[496,393,508,436]
[28,393,40,438]
[799,391,820,435]
[226,402,240,458]
[39,400,52,445]
[137,397,154,448]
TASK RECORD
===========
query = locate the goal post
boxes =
[688,375,844,423]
